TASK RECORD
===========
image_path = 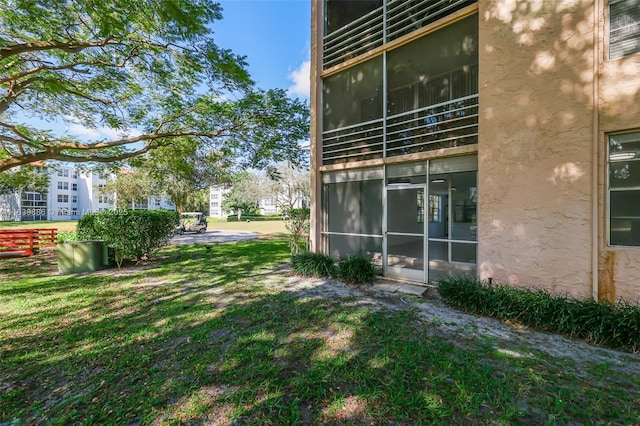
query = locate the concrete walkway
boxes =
[170,230,259,245]
[371,279,433,297]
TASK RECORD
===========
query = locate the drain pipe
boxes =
[591,0,601,301]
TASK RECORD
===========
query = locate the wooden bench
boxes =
[0,228,58,258]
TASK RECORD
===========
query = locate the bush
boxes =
[337,255,377,284]
[77,209,179,264]
[56,231,78,244]
[437,275,640,352]
[284,208,310,254]
[291,251,335,278]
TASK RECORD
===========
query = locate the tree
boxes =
[0,1,309,173]
[102,169,152,209]
[221,171,263,217]
[263,164,310,212]
[141,136,233,213]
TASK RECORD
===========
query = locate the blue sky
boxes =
[214,0,311,99]
[32,0,311,142]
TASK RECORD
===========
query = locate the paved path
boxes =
[170,230,259,245]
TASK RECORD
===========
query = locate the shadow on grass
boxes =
[1,239,639,424]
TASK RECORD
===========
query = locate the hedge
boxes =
[77,209,179,263]
[437,275,640,352]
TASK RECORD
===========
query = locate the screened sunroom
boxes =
[318,1,479,283]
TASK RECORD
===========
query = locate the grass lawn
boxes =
[1,239,640,424]
[0,218,287,236]
[206,218,287,235]
[0,220,78,233]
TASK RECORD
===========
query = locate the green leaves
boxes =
[0,0,308,173]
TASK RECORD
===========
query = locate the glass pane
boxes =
[428,175,449,239]
[610,131,640,159]
[387,188,425,234]
[610,190,640,246]
[451,242,477,263]
[451,171,477,241]
[609,161,640,190]
[323,57,383,131]
[387,234,423,270]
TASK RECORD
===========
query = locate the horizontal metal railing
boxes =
[323,0,476,68]
[322,119,384,165]
[386,0,475,41]
[321,95,478,165]
[386,94,478,156]
[323,7,384,70]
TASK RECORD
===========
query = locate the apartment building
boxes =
[0,165,174,221]
[310,0,640,302]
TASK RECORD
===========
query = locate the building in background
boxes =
[209,185,231,218]
[310,0,640,302]
[0,164,174,221]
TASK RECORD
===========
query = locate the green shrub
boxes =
[77,209,179,264]
[56,231,78,244]
[284,208,310,255]
[291,251,335,278]
[337,255,377,284]
[437,275,640,351]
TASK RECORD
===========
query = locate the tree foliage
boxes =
[0,0,309,174]
[221,171,262,215]
[263,164,310,212]
[102,169,153,209]
[77,209,179,264]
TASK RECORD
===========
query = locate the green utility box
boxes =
[57,240,109,274]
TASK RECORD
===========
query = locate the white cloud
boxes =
[287,60,310,99]
[66,122,142,141]
[67,123,100,139]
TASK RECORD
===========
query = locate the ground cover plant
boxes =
[291,251,336,278]
[336,255,377,284]
[437,275,640,352]
[2,240,640,424]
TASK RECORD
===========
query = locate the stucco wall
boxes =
[477,0,596,297]
[598,9,640,302]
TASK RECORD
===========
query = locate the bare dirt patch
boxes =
[264,269,640,376]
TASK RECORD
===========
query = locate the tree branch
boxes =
[0,37,116,59]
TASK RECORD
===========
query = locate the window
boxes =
[211,201,219,208]
[57,194,69,203]
[57,207,69,216]
[72,170,78,179]
[610,0,640,59]
[429,194,442,223]
[72,195,78,203]
[71,208,78,216]
[72,183,78,191]
[57,169,69,177]
[609,131,640,246]
[57,181,69,190]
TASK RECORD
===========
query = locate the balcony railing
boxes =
[321,95,478,165]
[386,0,475,42]
[322,119,384,165]
[386,94,478,157]
[323,7,384,70]
[322,0,476,69]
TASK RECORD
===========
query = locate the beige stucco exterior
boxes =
[598,2,640,302]
[312,0,640,302]
[477,0,596,298]
[477,0,640,302]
